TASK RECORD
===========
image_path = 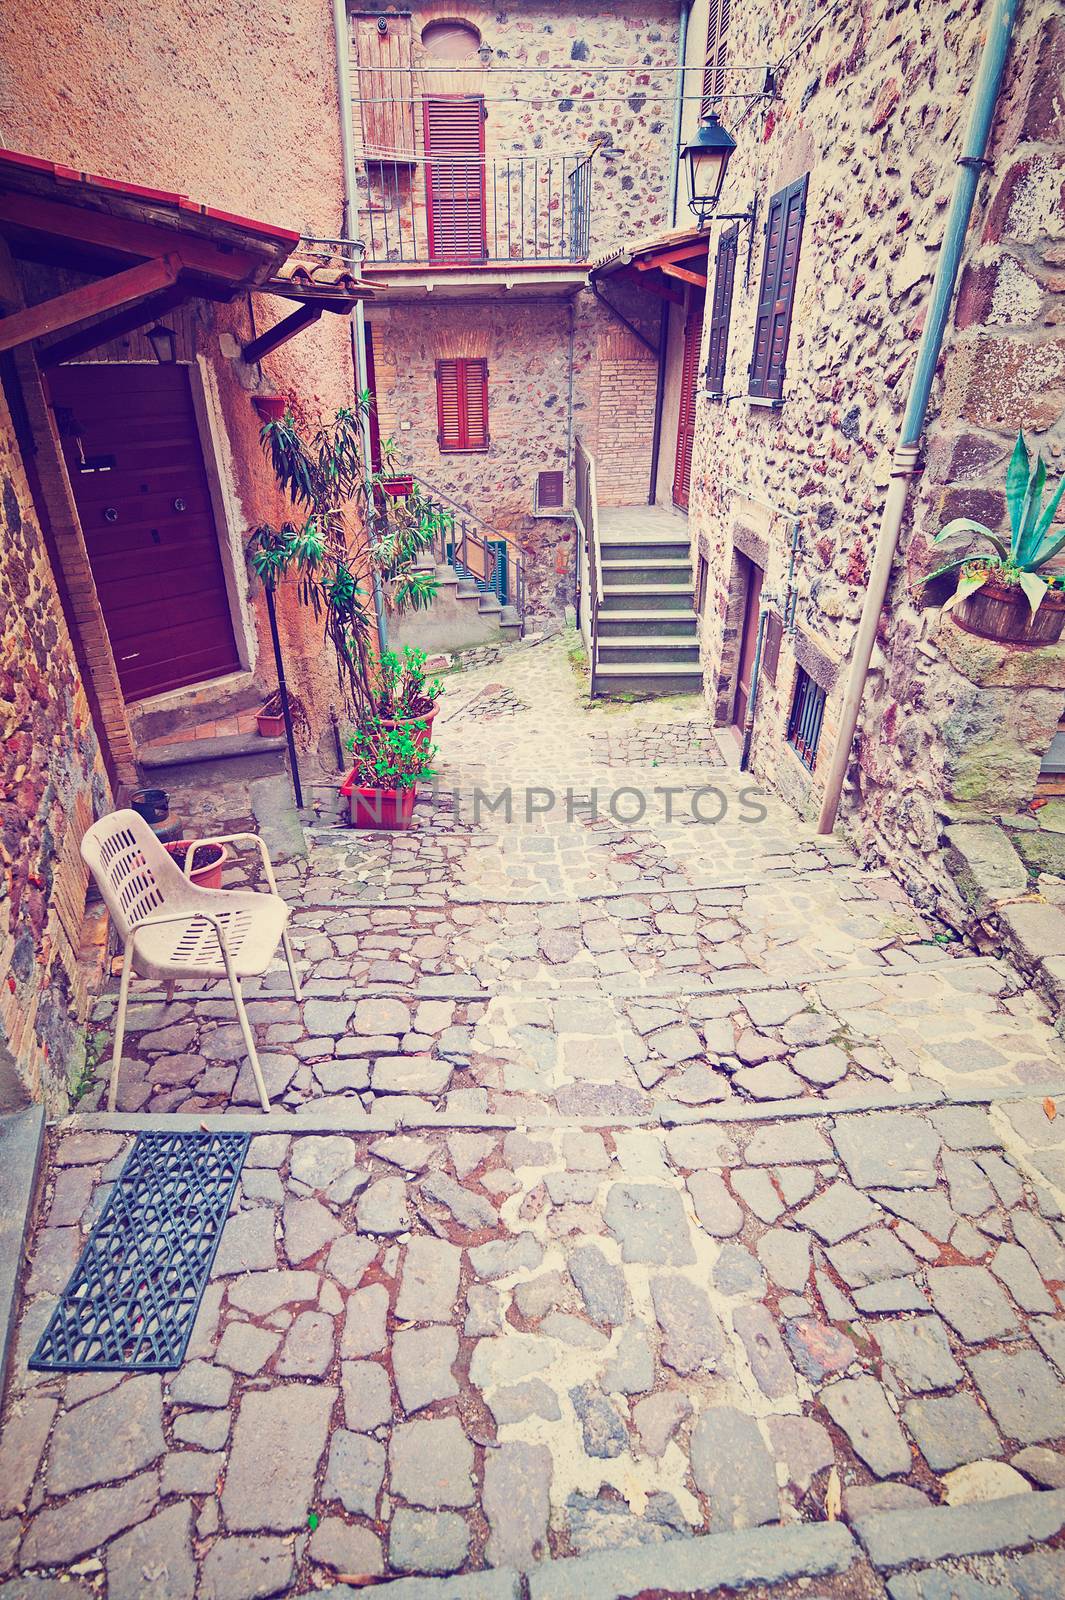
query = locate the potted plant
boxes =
[339,723,435,830]
[246,400,440,726]
[926,432,1065,645]
[253,395,288,424]
[371,646,444,750]
[164,840,227,889]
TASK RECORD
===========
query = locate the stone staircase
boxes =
[593,514,703,697]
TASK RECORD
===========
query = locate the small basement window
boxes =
[787,667,826,771]
[534,470,565,512]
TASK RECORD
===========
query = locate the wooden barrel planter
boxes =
[951,573,1065,646]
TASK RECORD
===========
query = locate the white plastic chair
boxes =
[81,809,302,1114]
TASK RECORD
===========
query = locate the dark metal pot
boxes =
[130,787,170,825]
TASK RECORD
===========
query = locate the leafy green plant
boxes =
[926,432,1065,615]
[371,645,444,720]
[345,721,436,790]
[247,398,440,717]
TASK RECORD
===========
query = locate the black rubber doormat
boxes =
[30,1130,249,1372]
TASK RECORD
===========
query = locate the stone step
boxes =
[601,559,693,585]
[596,637,701,665]
[599,537,691,561]
[597,609,698,637]
[593,661,703,695]
[600,585,696,612]
[138,731,288,778]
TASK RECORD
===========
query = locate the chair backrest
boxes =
[80,808,189,938]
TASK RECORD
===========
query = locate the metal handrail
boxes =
[381,470,526,632]
[574,437,601,689]
[359,152,595,267]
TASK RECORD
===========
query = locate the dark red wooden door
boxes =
[49,364,240,702]
[733,556,764,727]
[424,96,487,264]
[672,294,705,510]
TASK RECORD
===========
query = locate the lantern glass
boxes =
[147,323,177,364]
[681,113,736,222]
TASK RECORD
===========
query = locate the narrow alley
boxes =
[3,634,1065,1599]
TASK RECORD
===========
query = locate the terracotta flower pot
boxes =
[165,841,226,889]
[951,571,1065,646]
[253,396,287,424]
[378,709,437,751]
[349,786,417,830]
[257,711,286,737]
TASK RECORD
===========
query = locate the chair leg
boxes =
[226,966,271,1114]
[109,942,134,1113]
[281,928,303,1002]
[164,980,176,1004]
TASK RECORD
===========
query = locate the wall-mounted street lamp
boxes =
[146,323,177,364]
[681,111,760,283]
[681,113,736,224]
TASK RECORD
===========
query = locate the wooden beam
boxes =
[0,255,181,352]
[241,302,323,363]
[635,239,710,271]
[0,189,265,281]
[38,284,189,368]
[659,262,708,289]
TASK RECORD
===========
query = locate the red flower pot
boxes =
[349,786,417,830]
[165,841,226,889]
[381,476,414,496]
[257,711,286,737]
[253,396,288,424]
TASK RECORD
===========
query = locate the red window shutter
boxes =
[436,358,489,451]
[672,295,705,510]
[701,0,731,116]
[705,222,738,396]
[749,174,808,401]
[424,96,487,265]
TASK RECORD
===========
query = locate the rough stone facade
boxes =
[0,386,109,1111]
[685,0,1064,922]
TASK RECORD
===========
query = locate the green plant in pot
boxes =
[246,397,440,722]
[926,432,1065,645]
[371,645,444,750]
[340,722,436,830]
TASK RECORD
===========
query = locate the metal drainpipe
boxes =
[816,0,1019,836]
[668,0,692,229]
[333,0,388,651]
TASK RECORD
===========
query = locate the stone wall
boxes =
[0,385,110,1112]
[684,0,1064,921]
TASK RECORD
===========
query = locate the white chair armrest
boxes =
[178,831,279,894]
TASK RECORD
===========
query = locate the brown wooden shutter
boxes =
[700,0,731,116]
[705,222,738,396]
[352,13,415,158]
[672,295,705,510]
[761,611,783,684]
[424,96,487,264]
[436,358,489,450]
[749,173,808,402]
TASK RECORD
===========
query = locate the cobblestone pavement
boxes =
[3,634,1065,1598]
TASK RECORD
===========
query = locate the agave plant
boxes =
[926,432,1065,614]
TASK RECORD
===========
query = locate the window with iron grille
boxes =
[435,358,489,451]
[787,667,826,770]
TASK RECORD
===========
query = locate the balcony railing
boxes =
[358,153,594,268]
